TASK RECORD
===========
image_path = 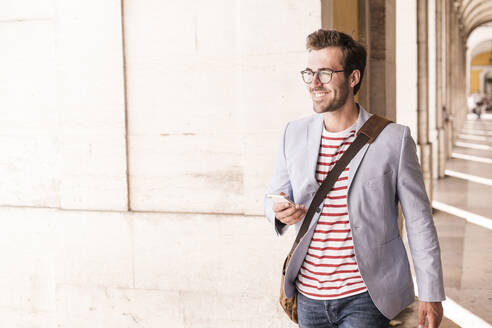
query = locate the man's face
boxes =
[305,47,351,113]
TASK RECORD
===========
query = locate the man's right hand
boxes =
[273,192,307,225]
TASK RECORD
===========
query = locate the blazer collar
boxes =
[305,104,373,189]
[306,114,324,187]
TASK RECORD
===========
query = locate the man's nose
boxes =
[310,73,322,87]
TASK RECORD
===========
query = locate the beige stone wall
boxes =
[0,0,321,214]
[0,0,321,326]
[0,1,59,207]
[0,206,300,327]
[56,0,128,211]
[0,0,128,210]
[125,0,320,215]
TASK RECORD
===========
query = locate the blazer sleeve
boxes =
[397,126,445,302]
[264,123,293,236]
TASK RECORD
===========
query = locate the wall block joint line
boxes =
[120,0,131,212]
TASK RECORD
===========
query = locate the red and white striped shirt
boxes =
[296,123,367,300]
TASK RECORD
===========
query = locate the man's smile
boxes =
[312,90,330,100]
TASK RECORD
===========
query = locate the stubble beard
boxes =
[312,81,350,114]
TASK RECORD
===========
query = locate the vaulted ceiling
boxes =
[458,0,492,37]
[471,38,492,58]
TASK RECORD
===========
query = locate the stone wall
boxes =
[125,0,320,215]
[0,0,321,326]
[0,206,301,327]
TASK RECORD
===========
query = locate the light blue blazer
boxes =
[264,106,445,319]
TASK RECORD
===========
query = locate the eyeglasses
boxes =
[300,69,345,84]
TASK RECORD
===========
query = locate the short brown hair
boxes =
[306,29,366,95]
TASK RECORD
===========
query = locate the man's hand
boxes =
[273,192,307,225]
[418,301,443,328]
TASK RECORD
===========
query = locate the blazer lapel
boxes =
[348,105,372,190]
[306,115,324,186]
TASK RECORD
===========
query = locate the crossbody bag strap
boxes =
[288,114,392,254]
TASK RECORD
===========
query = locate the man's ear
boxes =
[350,70,361,89]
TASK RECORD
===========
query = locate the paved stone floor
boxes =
[392,299,459,327]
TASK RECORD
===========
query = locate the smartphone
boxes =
[266,194,295,205]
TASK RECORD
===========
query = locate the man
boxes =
[264,29,445,328]
[471,92,483,119]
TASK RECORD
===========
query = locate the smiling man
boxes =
[264,29,445,328]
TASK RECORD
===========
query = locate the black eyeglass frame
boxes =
[300,68,346,84]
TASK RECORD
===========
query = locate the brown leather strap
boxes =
[288,114,392,254]
[357,114,393,143]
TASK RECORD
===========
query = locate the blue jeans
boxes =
[297,291,390,328]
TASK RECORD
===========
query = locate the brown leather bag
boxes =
[280,254,298,322]
[278,114,391,324]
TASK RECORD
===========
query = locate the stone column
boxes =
[417,0,433,198]
[357,0,370,111]
[457,26,468,128]
[450,9,467,144]
[357,0,396,120]
[435,0,446,178]
[445,0,454,158]
[321,0,334,29]
[452,12,459,138]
